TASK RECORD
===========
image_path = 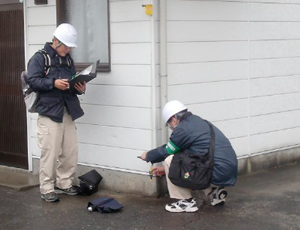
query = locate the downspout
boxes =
[160,0,168,144]
[23,0,32,171]
[151,0,157,149]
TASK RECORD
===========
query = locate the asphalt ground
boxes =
[0,162,300,230]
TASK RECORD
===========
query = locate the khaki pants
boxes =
[164,155,214,199]
[37,110,78,194]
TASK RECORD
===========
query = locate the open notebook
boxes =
[69,60,100,88]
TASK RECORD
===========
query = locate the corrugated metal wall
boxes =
[0,6,27,169]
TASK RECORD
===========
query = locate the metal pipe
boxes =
[160,0,168,144]
[151,0,157,148]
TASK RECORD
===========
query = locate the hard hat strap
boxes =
[54,41,63,49]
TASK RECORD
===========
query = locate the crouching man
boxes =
[140,100,238,213]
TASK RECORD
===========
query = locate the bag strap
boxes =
[204,120,215,163]
[38,49,51,75]
[37,49,72,76]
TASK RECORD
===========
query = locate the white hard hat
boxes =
[162,100,187,124]
[53,23,77,48]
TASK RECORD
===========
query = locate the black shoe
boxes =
[41,192,60,202]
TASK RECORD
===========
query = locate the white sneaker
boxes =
[209,187,227,206]
[165,199,199,213]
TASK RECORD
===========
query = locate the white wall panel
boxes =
[26,122,150,155]
[110,0,152,22]
[76,124,152,150]
[168,61,248,85]
[214,118,248,139]
[168,80,248,105]
[250,58,300,79]
[250,128,300,154]
[94,65,151,86]
[27,26,55,44]
[250,0,300,3]
[111,43,151,64]
[250,93,300,116]
[250,40,300,59]
[27,45,45,59]
[250,110,300,135]
[168,41,248,63]
[188,99,248,122]
[166,0,300,158]
[81,85,151,108]
[250,22,300,41]
[168,21,248,42]
[31,138,151,174]
[249,2,300,21]
[30,137,40,157]
[111,21,151,43]
[230,137,249,157]
[27,6,56,26]
[167,0,248,21]
[77,144,149,172]
[77,104,151,130]
[250,75,300,97]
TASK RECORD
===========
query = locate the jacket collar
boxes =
[180,111,193,121]
[44,42,58,58]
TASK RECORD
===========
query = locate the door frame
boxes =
[0,0,31,170]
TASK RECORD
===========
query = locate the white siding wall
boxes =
[25,0,157,174]
[167,0,300,158]
[25,0,300,175]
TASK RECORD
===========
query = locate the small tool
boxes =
[149,164,153,181]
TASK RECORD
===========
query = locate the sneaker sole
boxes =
[165,206,199,213]
[210,200,225,206]
[185,207,199,212]
[41,195,60,202]
[54,189,77,195]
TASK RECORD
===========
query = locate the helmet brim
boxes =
[63,42,77,48]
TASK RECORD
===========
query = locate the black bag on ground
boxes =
[77,169,103,196]
[168,121,215,190]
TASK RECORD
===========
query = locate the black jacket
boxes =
[146,112,238,187]
[27,43,84,122]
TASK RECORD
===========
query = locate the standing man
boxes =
[27,23,86,202]
[141,100,238,212]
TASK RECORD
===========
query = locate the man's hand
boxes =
[141,152,147,161]
[74,81,86,94]
[54,79,70,90]
[152,166,165,177]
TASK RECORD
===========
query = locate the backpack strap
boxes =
[66,55,72,67]
[38,49,51,75]
[37,49,72,76]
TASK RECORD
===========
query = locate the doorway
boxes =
[0,1,28,169]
